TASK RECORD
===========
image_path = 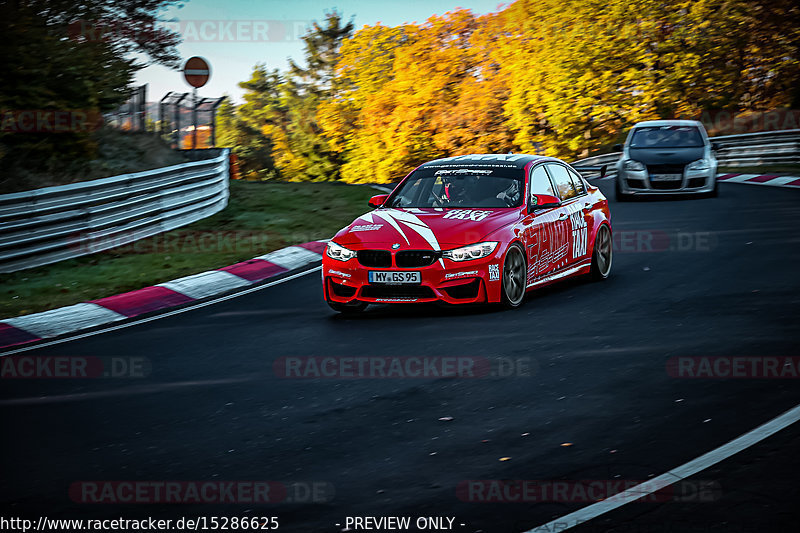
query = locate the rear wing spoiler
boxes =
[572,164,608,179]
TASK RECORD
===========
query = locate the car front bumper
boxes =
[322,248,507,305]
[617,167,717,195]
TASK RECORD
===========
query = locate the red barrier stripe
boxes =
[0,322,41,349]
[91,286,194,317]
[747,174,780,183]
[787,179,800,187]
[297,240,327,254]
[218,259,287,282]
[716,173,740,180]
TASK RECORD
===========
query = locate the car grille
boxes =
[361,285,435,299]
[396,250,439,268]
[626,178,646,189]
[357,250,391,268]
[651,180,683,190]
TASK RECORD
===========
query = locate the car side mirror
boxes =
[368,194,389,208]
[612,144,623,152]
[530,194,562,212]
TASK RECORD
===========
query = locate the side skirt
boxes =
[526,259,592,290]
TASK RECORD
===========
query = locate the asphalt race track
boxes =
[2,182,799,532]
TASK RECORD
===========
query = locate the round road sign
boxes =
[183,56,210,88]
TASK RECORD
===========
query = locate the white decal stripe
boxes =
[379,210,443,251]
[372,211,410,244]
[357,212,375,224]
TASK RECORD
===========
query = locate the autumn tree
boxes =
[273,11,354,181]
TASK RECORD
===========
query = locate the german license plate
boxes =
[369,271,421,284]
[650,174,682,182]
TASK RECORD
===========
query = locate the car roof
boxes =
[632,119,705,129]
[420,154,557,169]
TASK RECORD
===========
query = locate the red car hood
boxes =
[333,207,522,250]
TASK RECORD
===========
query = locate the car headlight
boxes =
[687,158,711,171]
[623,159,645,171]
[442,242,498,262]
[326,241,357,262]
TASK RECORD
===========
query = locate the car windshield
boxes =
[629,126,704,148]
[387,166,525,208]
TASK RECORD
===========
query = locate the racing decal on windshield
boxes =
[442,209,493,221]
[435,169,493,176]
[435,154,528,163]
[569,211,588,258]
[351,224,383,232]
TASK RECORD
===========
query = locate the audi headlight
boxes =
[442,242,498,262]
[687,158,711,171]
[623,159,645,171]
[326,241,356,262]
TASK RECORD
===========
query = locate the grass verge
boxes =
[1,180,374,319]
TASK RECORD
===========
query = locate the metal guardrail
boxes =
[0,149,230,273]
[572,129,800,179]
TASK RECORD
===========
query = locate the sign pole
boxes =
[181,56,211,151]
[192,87,198,150]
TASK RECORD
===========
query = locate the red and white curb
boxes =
[589,173,800,188]
[716,173,800,187]
[0,240,328,351]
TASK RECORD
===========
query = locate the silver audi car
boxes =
[613,119,719,200]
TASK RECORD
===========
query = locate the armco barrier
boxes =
[572,129,800,179]
[0,149,230,273]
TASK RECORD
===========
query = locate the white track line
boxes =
[524,402,800,532]
[0,266,321,357]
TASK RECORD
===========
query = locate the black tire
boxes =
[501,244,527,309]
[615,179,630,202]
[590,225,613,281]
[327,301,368,314]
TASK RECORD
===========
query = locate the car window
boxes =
[388,167,525,208]
[546,164,578,201]
[529,165,555,197]
[629,126,704,148]
[567,167,586,195]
